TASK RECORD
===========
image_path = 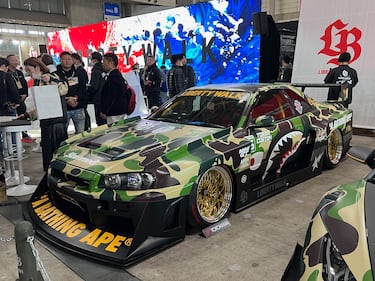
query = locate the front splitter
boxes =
[24,189,184,266]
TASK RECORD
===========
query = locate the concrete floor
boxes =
[0,132,374,281]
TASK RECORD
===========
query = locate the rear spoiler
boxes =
[292,83,347,103]
[289,83,342,92]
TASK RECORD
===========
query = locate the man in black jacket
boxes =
[6,55,28,115]
[100,53,128,125]
[167,54,186,98]
[88,52,106,126]
[0,57,20,116]
[143,55,163,108]
[324,52,359,108]
[56,51,87,134]
[72,53,90,131]
[181,53,196,89]
[7,54,34,142]
[0,57,21,159]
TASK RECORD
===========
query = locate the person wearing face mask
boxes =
[20,57,68,171]
[56,52,87,134]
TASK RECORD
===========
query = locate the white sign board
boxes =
[292,0,375,129]
[30,85,63,120]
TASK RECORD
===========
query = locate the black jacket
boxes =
[8,69,28,96]
[144,63,163,93]
[56,65,88,110]
[0,71,20,115]
[182,65,196,89]
[324,64,358,104]
[88,62,105,104]
[167,65,186,97]
[100,69,128,116]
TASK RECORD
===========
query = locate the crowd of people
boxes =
[0,51,197,177]
[0,50,357,188]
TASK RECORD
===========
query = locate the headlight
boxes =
[101,173,155,190]
[322,235,356,281]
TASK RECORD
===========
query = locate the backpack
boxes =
[125,83,136,115]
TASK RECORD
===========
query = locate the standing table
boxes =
[0,119,37,196]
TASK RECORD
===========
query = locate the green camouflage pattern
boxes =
[28,83,354,265]
[50,84,353,205]
[299,179,373,280]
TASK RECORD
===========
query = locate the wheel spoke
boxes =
[196,166,233,223]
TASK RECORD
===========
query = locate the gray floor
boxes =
[0,132,374,281]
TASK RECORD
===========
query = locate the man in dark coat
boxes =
[72,53,90,131]
[324,52,359,108]
[167,54,186,98]
[279,55,293,82]
[181,53,196,89]
[7,54,34,142]
[143,55,163,108]
[6,55,28,115]
[88,52,106,126]
[100,53,128,125]
[0,57,21,161]
[0,57,21,116]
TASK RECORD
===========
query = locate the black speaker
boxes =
[39,44,47,54]
[259,15,280,83]
[252,12,268,35]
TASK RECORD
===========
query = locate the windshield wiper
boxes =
[183,121,226,128]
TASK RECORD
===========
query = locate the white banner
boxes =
[292,0,375,129]
[123,71,149,118]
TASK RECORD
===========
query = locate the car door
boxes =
[233,88,313,210]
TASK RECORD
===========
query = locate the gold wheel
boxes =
[196,166,233,224]
[326,129,343,168]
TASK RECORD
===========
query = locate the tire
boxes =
[188,166,233,227]
[324,129,343,169]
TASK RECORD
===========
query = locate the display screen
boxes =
[48,0,261,84]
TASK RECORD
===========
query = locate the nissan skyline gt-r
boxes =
[26,83,353,266]
[282,145,375,281]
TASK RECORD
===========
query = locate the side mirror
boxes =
[254,115,275,127]
[247,115,275,135]
[347,146,375,169]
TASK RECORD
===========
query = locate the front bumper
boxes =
[24,174,187,266]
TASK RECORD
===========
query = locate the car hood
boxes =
[55,118,227,174]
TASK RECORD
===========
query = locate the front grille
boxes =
[50,167,91,189]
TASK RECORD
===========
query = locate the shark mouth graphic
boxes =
[276,136,306,174]
[263,131,305,180]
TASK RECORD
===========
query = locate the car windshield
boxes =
[149,90,248,128]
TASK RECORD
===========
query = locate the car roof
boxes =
[187,83,290,93]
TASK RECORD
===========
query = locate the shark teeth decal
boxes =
[263,131,304,181]
[277,136,306,174]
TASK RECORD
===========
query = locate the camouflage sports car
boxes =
[26,83,353,265]
[282,145,375,281]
